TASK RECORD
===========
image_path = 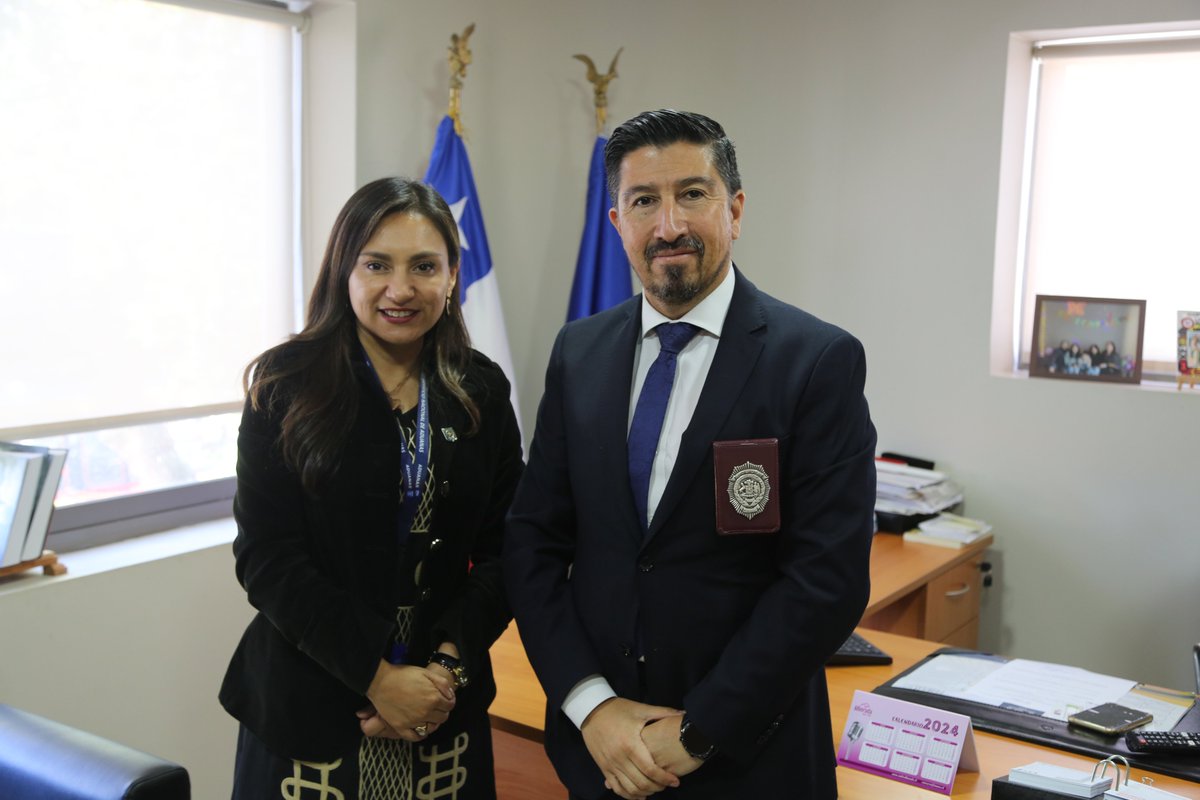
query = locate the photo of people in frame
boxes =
[1030,296,1146,384]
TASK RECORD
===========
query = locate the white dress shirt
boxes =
[561,267,736,729]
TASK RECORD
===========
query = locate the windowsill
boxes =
[992,370,1200,394]
[0,517,236,598]
[1137,377,1200,394]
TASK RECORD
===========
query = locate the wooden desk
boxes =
[490,624,549,741]
[491,628,1200,798]
[861,532,992,647]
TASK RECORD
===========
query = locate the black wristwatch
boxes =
[427,651,470,689]
[679,714,717,761]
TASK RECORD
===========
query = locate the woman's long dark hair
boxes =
[245,177,479,493]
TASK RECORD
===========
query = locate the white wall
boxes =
[0,526,251,799]
[356,0,1200,691]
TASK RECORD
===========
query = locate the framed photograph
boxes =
[1029,295,1146,384]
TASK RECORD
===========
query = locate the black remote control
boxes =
[1125,729,1200,754]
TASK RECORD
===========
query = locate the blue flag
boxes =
[424,115,520,421]
[567,136,632,321]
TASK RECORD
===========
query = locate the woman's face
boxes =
[347,211,458,362]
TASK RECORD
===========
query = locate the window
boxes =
[0,0,306,549]
[991,23,1200,380]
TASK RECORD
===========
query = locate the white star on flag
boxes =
[448,197,471,251]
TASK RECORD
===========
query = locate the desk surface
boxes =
[491,628,1200,798]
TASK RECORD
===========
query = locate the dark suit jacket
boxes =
[504,270,876,799]
[220,347,523,761]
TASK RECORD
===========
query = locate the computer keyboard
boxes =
[827,631,893,666]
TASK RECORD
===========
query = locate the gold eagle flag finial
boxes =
[573,47,623,136]
[447,23,475,136]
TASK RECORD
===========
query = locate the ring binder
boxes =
[1093,755,1130,790]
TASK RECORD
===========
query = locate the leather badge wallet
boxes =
[713,438,780,534]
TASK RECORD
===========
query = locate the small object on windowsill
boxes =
[0,550,67,580]
[1175,311,1199,391]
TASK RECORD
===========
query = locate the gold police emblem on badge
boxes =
[727,461,770,520]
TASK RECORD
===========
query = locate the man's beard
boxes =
[642,236,714,306]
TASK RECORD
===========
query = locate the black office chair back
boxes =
[0,704,190,799]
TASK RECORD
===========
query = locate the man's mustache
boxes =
[644,236,704,262]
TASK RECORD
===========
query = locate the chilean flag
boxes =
[424,115,521,426]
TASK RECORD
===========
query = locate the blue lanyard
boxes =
[360,352,431,541]
[398,372,430,518]
[361,353,431,666]
[388,375,429,669]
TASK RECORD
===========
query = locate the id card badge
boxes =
[712,438,780,534]
[837,690,979,795]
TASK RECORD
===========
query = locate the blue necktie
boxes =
[628,322,700,529]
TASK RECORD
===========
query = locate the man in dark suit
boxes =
[503,110,876,799]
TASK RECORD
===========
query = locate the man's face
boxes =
[609,141,744,319]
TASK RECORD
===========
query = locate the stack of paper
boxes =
[903,512,993,548]
[875,459,963,516]
[0,443,68,567]
[1009,762,1112,798]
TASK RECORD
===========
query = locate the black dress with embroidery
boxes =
[230,404,501,800]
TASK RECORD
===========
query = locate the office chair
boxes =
[0,704,189,799]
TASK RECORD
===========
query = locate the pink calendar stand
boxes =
[837,690,979,795]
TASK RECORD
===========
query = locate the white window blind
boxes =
[1016,35,1200,373]
[0,0,301,523]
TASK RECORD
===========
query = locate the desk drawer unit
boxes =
[924,557,983,645]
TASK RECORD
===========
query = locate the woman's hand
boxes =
[363,660,456,742]
[357,705,403,739]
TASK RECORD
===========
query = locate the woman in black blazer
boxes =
[220,177,523,799]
